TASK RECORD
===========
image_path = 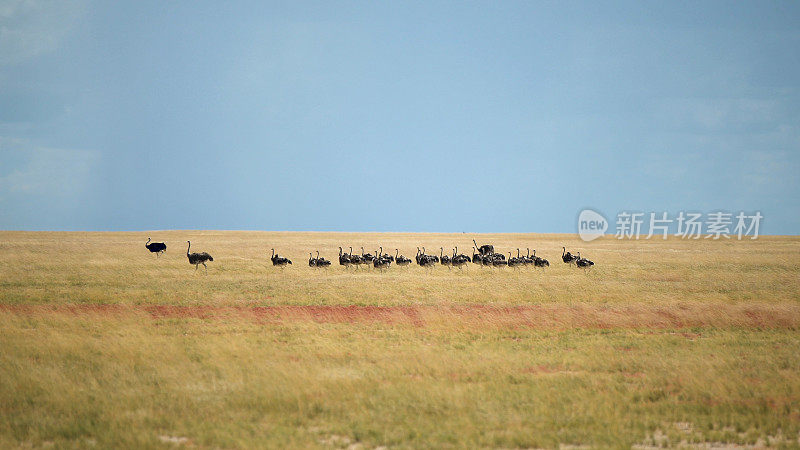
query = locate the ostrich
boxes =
[377,247,394,262]
[482,254,494,267]
[575,252,595,269]
[309,251,331,268]
[508,251,523,268]
[419,255,436,268]
[395,249,412,266]
[562,247,580,265]
[316,251,331,267]
[145,238,167,257]
[422,247,439,263]
[338,247,351,268]
[472,246,483,265]
[416,247,435,265]
[186,241,213,271]
[492,253,508,267]
[417,248,437,268]
[440,248,452,268]
[524,248,535,265]
[348,247,363,269]
[270,248,292,267]
[373,247,391,271]
[452,247,470,269]
[361,247,375,264]
[452,246,470,263]
[473,239,494,256]
[533,250,550,268]
[350,255,364,269]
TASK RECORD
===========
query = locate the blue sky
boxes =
[1,1,798,233]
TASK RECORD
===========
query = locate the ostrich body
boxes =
[451,246,470,269]
[145,238,167,256]
[575,252,594,269]
[270,249,291,267]
[562,247,579,265]
[507,251,523,268]
[422,247,439,263]
[361,247,374,264]
[452,246,470,263]
[472,246,483,264]
[417,247,437,267]
[533,250,550,268]
[524,248,534,265]
[440,248,452,268]
[339,247,351,268]
[312,251,331,268]
[186,241,213,271]
[491,253,508,267]
[347,247,363,268]
[473,239,494,256]
[373,247,391,270]
[395,249,412,266]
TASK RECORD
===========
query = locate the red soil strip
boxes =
[2,303,799,329]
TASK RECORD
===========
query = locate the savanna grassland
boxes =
[1,231,799,448]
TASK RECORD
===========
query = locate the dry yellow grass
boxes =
[1,231,799,448]
[1,231,798,307]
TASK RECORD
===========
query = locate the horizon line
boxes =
[1,229,797,238]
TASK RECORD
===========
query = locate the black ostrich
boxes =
[473,239,494,256]
[419,256,436,268]
[524,248,535,265]
[440,248,452,268]
[575,252,595,269]
[472,246,484,265]
[145,238,167,257]
[507,251,524,268]
[314,251,331,267]
[395,249,412,266]
[186,241,213,271]
[451,246,470,269]
[373,247,391,271]
[270,249,291,267]
[374,247,393,262]
[417,247,437,268]
[361,247,375,264]
[492,253,508,267]
[562,247,580,265]
[339,247,351,268]
[533,250,550,268]
[422,247,439,263]
[348,247,364,269]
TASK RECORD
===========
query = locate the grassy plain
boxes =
[1,231,799,448]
